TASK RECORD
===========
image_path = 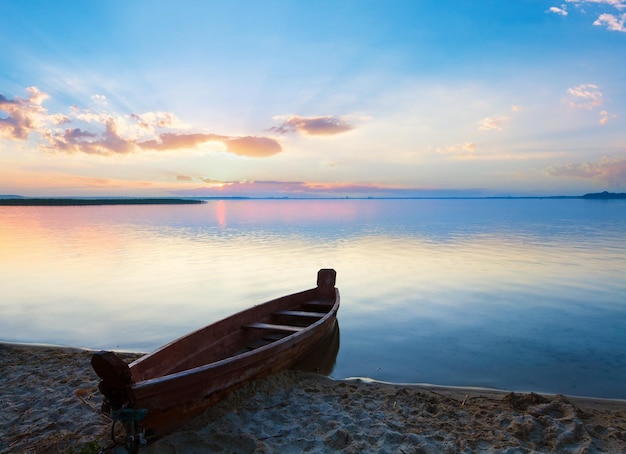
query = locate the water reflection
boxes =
[0,199,625,398]
[293,321,340,375]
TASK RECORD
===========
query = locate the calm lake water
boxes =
[1,198,625,398]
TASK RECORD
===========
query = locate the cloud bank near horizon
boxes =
[546,156,626,186]
[0,87,353,158]
[169,178,492,198]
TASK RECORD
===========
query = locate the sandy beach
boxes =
[2,343,625,453]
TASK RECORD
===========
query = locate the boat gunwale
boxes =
[128,287,318,371]
[130,289,339,390]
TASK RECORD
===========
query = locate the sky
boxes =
[1,0,625,198]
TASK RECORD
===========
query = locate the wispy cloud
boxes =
[91,94,108,106]
[566,83,604,109]
[1,87,282,157]
[478,116,509,131]
[547,6,569,15]
[553,0,626,32]
[566,0,626,10]
[593,12,626,30]
[436,142,476,156]
[599,110,618,124]
[546,156,626,185]
[270,115,354,136]
[130,112,183,131]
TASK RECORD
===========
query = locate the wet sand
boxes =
[2,343,625,453]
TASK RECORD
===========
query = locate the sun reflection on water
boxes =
[1,199,625,397]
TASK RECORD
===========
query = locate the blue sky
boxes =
[1,0,625,197]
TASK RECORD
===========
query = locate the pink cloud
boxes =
[599,110,617,124]
[138,133,227,151]
[172,179,488,198]
[478,116,509,131]
[42,117,135,154]
[546,156,626,186]
[567,84,604,109]
[1,86,282,158]
[174,180,385,198]
[0,87,49,140]
[224,136,282,157]
[271,115,353,136]
[593,12,626,31]
[138,134,282,157]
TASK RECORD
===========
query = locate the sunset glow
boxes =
[1,1,625,197]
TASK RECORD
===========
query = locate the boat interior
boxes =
[236,298,336,355]
[128,293,337,382]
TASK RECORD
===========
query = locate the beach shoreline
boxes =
[2,342,625,453]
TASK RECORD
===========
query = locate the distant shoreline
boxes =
[0,198,205,206]
[0,191,624,205]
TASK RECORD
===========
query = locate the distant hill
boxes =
[582,191,626,199]
[0,195,24,199]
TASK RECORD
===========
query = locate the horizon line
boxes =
[1,191,625,204]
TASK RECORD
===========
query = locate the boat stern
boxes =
[316,268,337,299]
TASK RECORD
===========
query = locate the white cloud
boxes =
[565,0,626,10]
[593,12,626,31]
[599,110,617,124]
[478,116,509,131]
[547,6,569,15]
[566,84,604,109]
[91,94,108,106]
[560,0,626,31]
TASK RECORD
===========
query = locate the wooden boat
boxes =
[91,269,339,441]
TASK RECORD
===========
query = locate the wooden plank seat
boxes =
[302,300,335,310]
[263,331,291,342]
[274,310,326,318]
[262,332,289,341]
[234,333,289,356]
[244,322,304,333]
[243,332,289,353]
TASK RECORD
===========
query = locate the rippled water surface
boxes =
[1,199,625,398]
